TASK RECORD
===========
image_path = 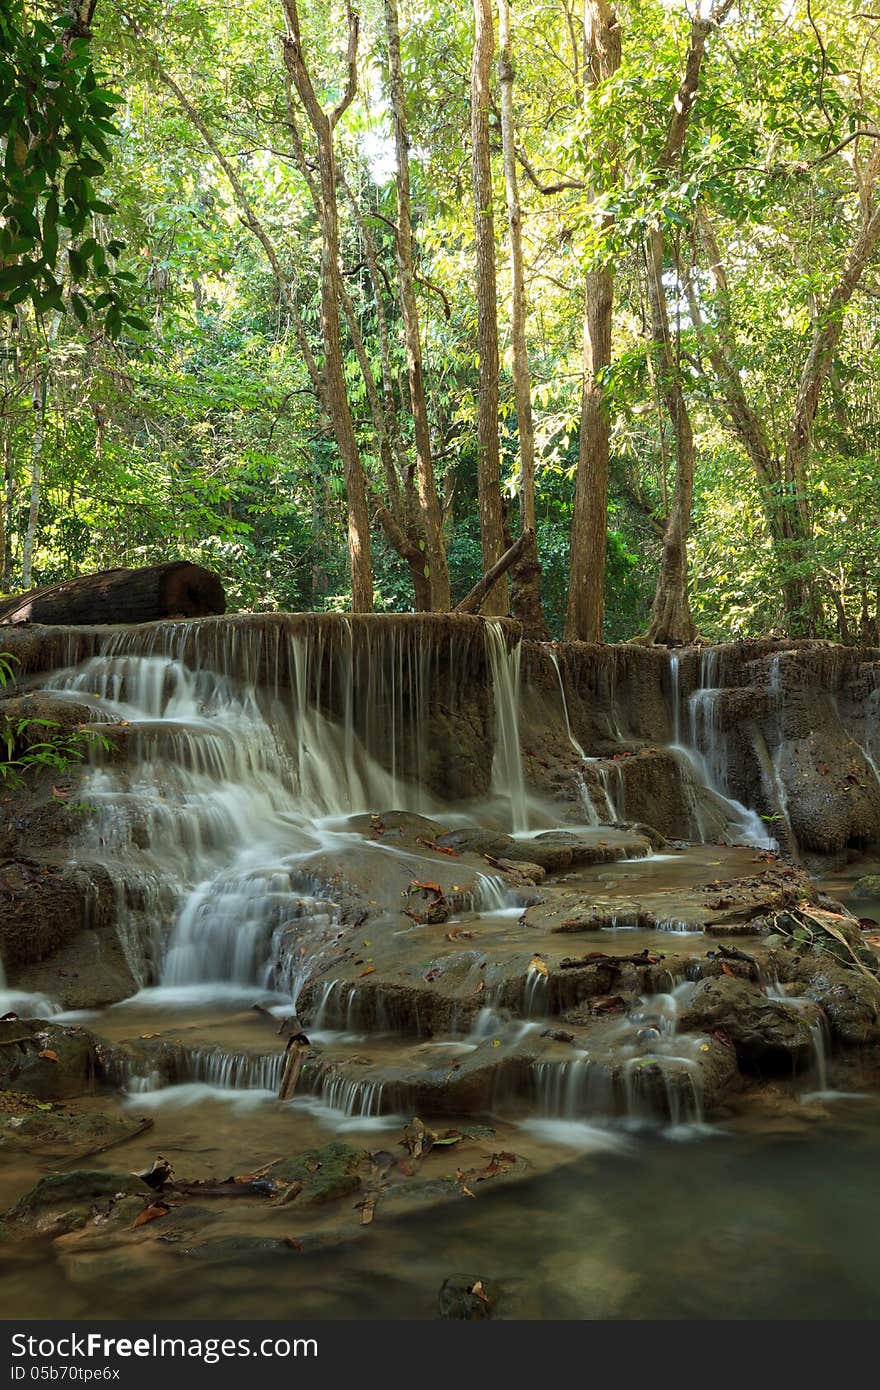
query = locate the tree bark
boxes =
[281,1,373,613]
[156,53,374,613]
[497,0,548,639]
[564,0,621,643]
[455,527,533,614]
[384,0,450,612]
[471,0,508,616]
[637,1,733,644]
[0,562,226,626]
[638,231,697,645]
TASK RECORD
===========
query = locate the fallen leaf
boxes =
[133,1202,170,1228]
[416,837,461,857]
[721,963,737,977]
[431,1131,463,1147]
[357,966,376,978]
[37,1049,59,1062]
[528,956,548,976]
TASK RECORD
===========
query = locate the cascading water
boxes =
[485,621,529,833]
[549,649,621,824]
[0,954,59,1019]
[668,650,772,847]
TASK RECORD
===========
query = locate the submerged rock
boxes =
[275,1142,372,1205]
[2,1170,151,1238]
[438,1275,496,1319]
[850,875,880,899]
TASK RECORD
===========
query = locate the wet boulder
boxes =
[2,1170,151,1239]
[778,955,880,1045]
[851,875,880,900]
[435,827,515,858]
[0,1018,101,1099]
[678,976,825,1070]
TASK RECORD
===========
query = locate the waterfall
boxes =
[0,952,59,1019]
[668,650,772,848]
[45,621,497,1001]
[485,620,529,832]
[549,649,623,824]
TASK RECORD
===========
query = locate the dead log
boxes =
[0,562,226,627]
[278,1036,310,1101]
[559,949,661,969]
[454,529,533,615]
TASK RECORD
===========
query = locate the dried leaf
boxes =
[37,1049,59,1062]
[528,956,548,976]
[416,837,461,857]
[721,963,737,977]
[357,966,376,978]
[133,1202,170,1228]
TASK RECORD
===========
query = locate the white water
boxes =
[40,619,533,1003]
[0,960,59,1019]
[549,649,623,824]
[668,651,773,848]
[485,621,529,833]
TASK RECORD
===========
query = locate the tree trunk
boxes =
[282,1,373,612]
[564,0,621,642]
[157,44,373,613]
[497,0,548,639]
[384,0,450,612]
[471,0,507,616]
[0,562,226,626]
[455,527,533,614]
[566,265,614,641]
[638,230,696,644]
[636,3,734,644]
[20,363,49,591]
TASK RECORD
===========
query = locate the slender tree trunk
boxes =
[566,265,614,641]
[638,232,696,643]
[565,0,621,642]
[384,0,450,612]
[19,373,46,591]
[497,0,549,639]
[471,0,507,615]
[20,309,61,591]
[637,2,733,644]
[282,0,373,611]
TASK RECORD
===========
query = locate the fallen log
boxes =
[0,562,226,627]
[454,529,533,615]
[559,949,661,969]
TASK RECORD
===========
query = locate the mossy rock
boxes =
[276,1141,372,1205]
[850,876,880,900]
[6,1169,149,1219]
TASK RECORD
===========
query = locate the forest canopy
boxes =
[1,0,878,643]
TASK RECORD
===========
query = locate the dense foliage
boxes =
[1,0,878,641]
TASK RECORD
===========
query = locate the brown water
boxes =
[2,1094,879,1319]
